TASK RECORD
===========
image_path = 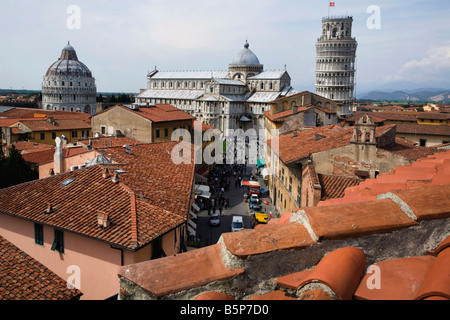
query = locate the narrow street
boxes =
[194,163,276,247]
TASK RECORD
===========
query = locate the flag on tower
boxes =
[330,2,335,6]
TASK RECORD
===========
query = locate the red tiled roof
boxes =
[105,104,195,123]
[118,244,244,299]
[78,136,141,149]
[395,123,450,136]
[268,125,445,165]
[318,149,450,206]
[277,247,367,300]
[19,119,91,132]
[0,142,195,251]
[318,174,361,200]
[21,146,90,165]
[263,106,311,123]
[0,235,82,300]
[268,91,311,103]
[12,141,54,154]
[0,107,91,122]
[267,125,353,164]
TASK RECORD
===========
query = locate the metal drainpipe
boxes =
[110,245,124,266]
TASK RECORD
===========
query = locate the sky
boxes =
[0,0,449,95]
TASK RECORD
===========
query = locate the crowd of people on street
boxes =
[195,163,249,216]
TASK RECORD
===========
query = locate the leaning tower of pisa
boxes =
[315,16,357,118]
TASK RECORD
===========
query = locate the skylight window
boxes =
[61,178,74,187]
[114,169,126,174]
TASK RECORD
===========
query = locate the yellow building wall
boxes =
[29,129,91,145]
[152,120,194,142]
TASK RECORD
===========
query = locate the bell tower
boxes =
[351,114,376,145]
[315,16,357,118]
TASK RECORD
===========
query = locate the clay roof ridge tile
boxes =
[376,192,417,221]
[289,209,319,242]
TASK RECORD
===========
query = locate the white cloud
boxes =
[400,43,450,74]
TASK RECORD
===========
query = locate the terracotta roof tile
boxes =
[78,136,141,149]
[0,142,195,250]
[396,123,450,136]
[318,174,361,200]
[303,199,419,240]
[221,223,316,258]
[19,118,91,132]
[0,235,82,300]
[355,256,435,300]
[415,247,450,300]
[117,244,244,299]
[268,125,426,165]
[319,149,450,207]
[1,107,91,120]
[428,235,450,256]
[277,247,367,300]
[21,146,90,165]
[263,106,312,122]
[107,104,195,123]
[378,184,450,220]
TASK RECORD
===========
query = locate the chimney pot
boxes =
[97,211,110,228]
[112,172,119,184]
[102,168,110,179]
[45,202,53,214]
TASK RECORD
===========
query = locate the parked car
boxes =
[250,194,260,204]
[249,202,262,211]
[231,216,244,232]
[210,213,220,226]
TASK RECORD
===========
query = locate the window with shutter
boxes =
[34,223,44,245]
[51,229,64,253]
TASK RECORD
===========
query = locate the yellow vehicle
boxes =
[253,212,268,224]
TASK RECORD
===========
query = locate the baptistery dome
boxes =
[42,42,97,115]
[45,43,93,78]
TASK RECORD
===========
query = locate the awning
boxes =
[241,180,260,188]
[257,158,266,168]
[198,191,211,199]
[195,173,208,183]
[195,184,211,198]
[239,116,252,122]
[261,168,269,178]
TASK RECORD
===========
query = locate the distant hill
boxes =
[358,89,450,102]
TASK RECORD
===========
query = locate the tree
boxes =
[0,145,38,189]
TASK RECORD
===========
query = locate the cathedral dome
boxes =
[45,42,93,78]
[230,41,261,65]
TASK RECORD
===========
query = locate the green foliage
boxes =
[0,145,38,189]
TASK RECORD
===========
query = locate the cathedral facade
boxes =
[135,41,297,132]
[42,43,97,115]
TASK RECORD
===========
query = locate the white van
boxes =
[231,216,244,232]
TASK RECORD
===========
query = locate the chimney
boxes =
[45,202,53,214]
[102,168,110,179]
[112,172,119,184]
[97,211,110,229]
[54,137,65,174]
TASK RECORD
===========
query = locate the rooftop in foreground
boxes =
[117,149,450,300]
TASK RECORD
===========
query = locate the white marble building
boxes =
[315,16,357,118]
[136,41,297,132]
[42,43,97,114]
